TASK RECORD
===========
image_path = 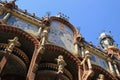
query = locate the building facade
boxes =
[0,1,120,80]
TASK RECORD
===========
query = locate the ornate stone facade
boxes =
[0,1,119,80]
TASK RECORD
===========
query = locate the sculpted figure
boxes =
[5,37,20,52]
[56,55,67,74]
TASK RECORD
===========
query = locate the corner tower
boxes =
[99,32,114,50]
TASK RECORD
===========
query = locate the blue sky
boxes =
[12,0,120,47]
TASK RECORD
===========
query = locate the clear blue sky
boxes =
[12,0,120,47]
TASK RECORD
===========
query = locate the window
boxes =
[98,58,108,70]
[90,53,109,71]
[91,54,96,63]
[0,13,5,19]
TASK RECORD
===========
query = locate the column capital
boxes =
[85,50,91,59]
[42,27,49,37]
[85,50,90,54]
[107,57,112,61]
[113,61,117,64]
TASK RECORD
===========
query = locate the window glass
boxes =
[91,54,97,63]
[98,58,108,71]
[0,13,5,19]
[90,53,109,71]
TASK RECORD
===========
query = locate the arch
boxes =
[0,43,29,65]
[38,44,81,80]
[0,24,39,59]
[0,24,39,46]
[89,64,117,80]
[44,44,80,66]
[0,52,27,80]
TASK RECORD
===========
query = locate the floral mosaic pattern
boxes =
[7,16,38,34]
[48,21,74,53]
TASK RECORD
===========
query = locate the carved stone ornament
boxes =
[5,37,21,53]
[4,0,15,9]
[74,30,82,45]
[56,55,67,74]
[40,16,50,27]
[97,74,105,80]
[104,45,120,59]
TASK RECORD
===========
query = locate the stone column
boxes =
[38,23,43,37]
[38,26,42,38]
[107,58,115,75]
[78,65,82,80]
[3,12,11,22]
[26,27,49,80]
[81,46,85,58]
[74,42,79,57]
[85,50,92,71]
[113,61,120,77]
[41,27,49,46]
[26,47,39,80]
